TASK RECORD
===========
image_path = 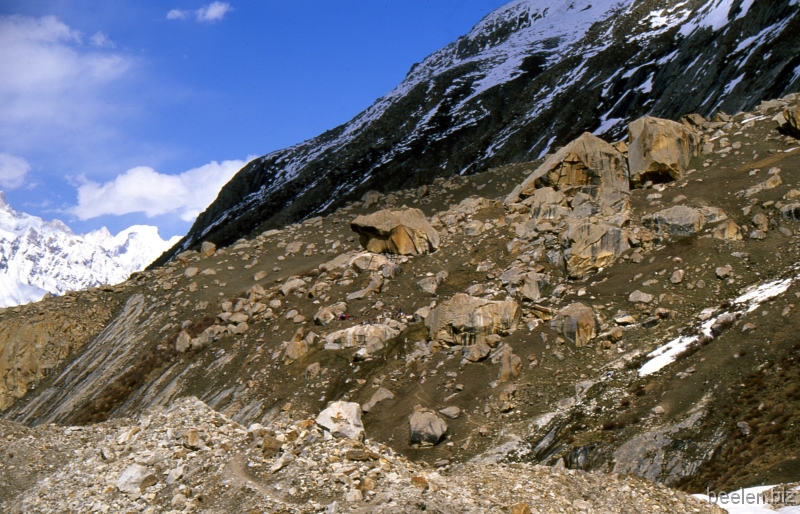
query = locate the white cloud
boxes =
[166,9,188,20]
[72,158,252,222]
[167,3,233,23]
[89,31,114,48]
[196,2,233,22]
[0,153,31,190]
[0,15,131,156]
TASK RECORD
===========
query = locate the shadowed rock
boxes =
[351,208,439,255]
[628,116,700,187]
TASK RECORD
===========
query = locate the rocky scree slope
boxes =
[158,0,800,263]
[0,193,179,308]
[0,397,725,513]
[2,95,800,510]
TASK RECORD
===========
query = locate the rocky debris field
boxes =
[0,397,724,513]
[2,94,800,510]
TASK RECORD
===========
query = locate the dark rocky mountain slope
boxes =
[156,0,800,264]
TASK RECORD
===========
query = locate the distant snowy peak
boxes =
[0,195,179,308]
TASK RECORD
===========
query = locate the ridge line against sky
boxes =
[0,0,510,239]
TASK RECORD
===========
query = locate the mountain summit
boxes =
[0,194,179,307]
[156,0,800,264]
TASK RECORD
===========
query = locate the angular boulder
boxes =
[561,220,630,278]
[427,294,521,345]
[628,116,699,187]
[784,103,800,137]
[643,205,705,236]
[550,303,599,348]
[409,408,448,445]
[506,132,629,205]
[316,401,364,440]
[362,387,395,413]
[350,208,439,255]
[314,302,348,325]
[117,464,157,495]
[324,324,399,349]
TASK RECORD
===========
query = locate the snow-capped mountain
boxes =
[0,193,180,308]
[159,0,800,263]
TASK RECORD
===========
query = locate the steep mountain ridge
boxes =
[0,193,180,307]
[157,0,800,264]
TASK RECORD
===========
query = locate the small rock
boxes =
[670,270,684,284]
[409,408,448,445]
[253,270,268,281]
[116,464,157,495]
[362,387,394,413]
[184,267,199,278]
[316,402,365,440]
[628,290,654,303]
[200,241,216,257]
[438,406,462,419]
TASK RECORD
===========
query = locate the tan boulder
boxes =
[550,303,599,347]
[627,116,700,187]
[427,294,521,345]
[313,302,347,325]
[350,208,439,255]
[324,324,399,349]
[497,349,523,382]
[506,132,629,205]
[784,103,800,137]
[643,205,705,236]
[561,220,630,278]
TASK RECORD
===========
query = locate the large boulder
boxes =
[427,294,521,345]
[643,205,705,236]
[627,116,700,187]
[784,103,800,137]
[350,208,439,255]
[561,220,630,278]
[550,303,599,348]
[506,132,629,205]
[409,408,448,445]
[324,324,399,349]
[316,401,364,440]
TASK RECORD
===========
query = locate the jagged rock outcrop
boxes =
[628,116,700,186]
[350,208,440,255]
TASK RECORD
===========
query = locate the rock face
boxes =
[158,1,800,262]
[409,408,448,445]
[550,303,598,348]
[427,294,520,345]
[628,117,700,186]
[315,401,364,440]
[350,208,440,255]
[643,206,706,236]
[506,132,629,204]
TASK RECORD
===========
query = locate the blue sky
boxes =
[0,1,509,239]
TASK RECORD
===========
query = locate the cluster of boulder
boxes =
[503,116,703,278]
